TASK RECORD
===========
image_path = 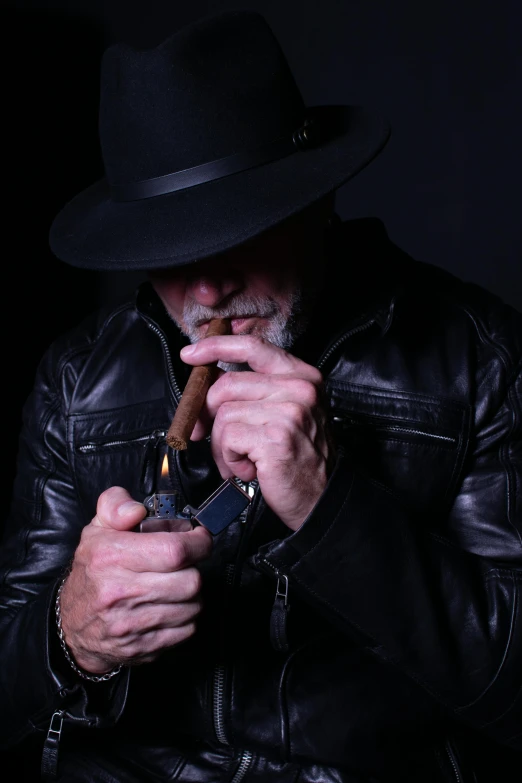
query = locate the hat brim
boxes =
[49,106,390,271]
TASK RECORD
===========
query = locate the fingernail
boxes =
[118,501,140,517]
[180,345,196,356]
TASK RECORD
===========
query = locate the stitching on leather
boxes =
[484,570,522,582]
[478,683,522,729]
[502,371,522,550]
[326,381,468,411]
[460,303,514,374]
[287,570,450,706]
[49,301,138,405]
[456,576,518,715]
[0,396,62,591]
[71,400,168,424]
[477,614,522,729]
[359,436,456,451]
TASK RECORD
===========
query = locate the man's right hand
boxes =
[59,486,212,675]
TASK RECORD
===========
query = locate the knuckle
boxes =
[88,542,118,571]
[94,584,113,611]
[96,487,117,518]
[293,379,320,407]
[165,537,187,569]
[96,486,130,522]
[267,421,291,445]
[309,368,324,386]
[78,526,98,555]
[96,580,126,611]
[219,373,236,394]
[215,400,234,425]
[190,599,204,618]
[184,567,203,598]
[283,400,307,427]
[246,335,264,352]
[178,621,197,641]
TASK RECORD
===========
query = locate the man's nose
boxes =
[187,271,243,307]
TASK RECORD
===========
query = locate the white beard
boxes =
[180,291,307,372]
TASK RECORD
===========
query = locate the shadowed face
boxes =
[148,201,333,367]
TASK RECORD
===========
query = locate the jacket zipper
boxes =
[141,319,269,771]
[77,430,166,453]
[334,417,458,446]
[318,321,458,448]
[144,319,211,450]
[373,425,456,444]
[140,320,252,748]
[213,563,236,745]
[230,750,254,783]
[41,710,65,781]
[212,481,259,748]
[144,320,183,401]
[257,559,291,652]
[445,740,463,783]
[316,318,376,371]
[41,710,93,781]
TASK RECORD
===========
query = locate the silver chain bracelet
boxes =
[55,570,123,683]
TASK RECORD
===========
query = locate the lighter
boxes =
[139,455,252,535]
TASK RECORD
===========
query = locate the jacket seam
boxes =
[287,569,451,706]
[327,380,469,410]
[48,302,135,401]
[458,313,522,552]
[504,365,522,549]
[0,396,62,591]
[456,575,518,717]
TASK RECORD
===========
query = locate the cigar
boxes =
[166,318,231,450]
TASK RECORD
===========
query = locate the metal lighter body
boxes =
[139,491,193,533]
[140,479,252,536]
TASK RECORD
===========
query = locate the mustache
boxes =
[183,295,279,328]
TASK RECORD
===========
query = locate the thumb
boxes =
[92,486,147,531]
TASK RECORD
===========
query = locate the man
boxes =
[1,10,521,783]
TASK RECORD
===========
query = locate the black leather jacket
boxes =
[1,219,521,782]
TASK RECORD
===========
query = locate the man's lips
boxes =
[200,316,263,335]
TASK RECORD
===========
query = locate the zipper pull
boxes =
[270,572,290,652]
[139,429,166,495]
[41,710,65,781]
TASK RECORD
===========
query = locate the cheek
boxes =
[265,279,301,319]
[253,266,297,299]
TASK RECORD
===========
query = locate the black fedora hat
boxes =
[49,10,390,271]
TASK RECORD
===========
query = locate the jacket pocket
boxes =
[327,382,470,514]
[69,400,171,520]
[279,633,443,776]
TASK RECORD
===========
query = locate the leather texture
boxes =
[1,219,521,782]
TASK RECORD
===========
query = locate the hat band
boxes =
[110,120,315,202]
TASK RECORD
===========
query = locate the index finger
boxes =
[180,335,321,380]
[88,525,213,574]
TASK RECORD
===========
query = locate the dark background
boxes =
[3,0,521,497]
[1,2,521,777]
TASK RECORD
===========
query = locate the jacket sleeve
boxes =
[256,358,522,749]
[0,345,129,751]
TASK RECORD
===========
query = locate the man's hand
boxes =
[180,335,334,531]
[59,487,212,674]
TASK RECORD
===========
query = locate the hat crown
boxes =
[100,12,305,185]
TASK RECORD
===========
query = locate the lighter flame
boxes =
[161,454,169,478]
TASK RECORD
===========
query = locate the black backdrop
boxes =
[3,0,522,507]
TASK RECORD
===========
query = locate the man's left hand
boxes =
[180,335,334,531]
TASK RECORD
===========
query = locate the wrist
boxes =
[55,571,123,683]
